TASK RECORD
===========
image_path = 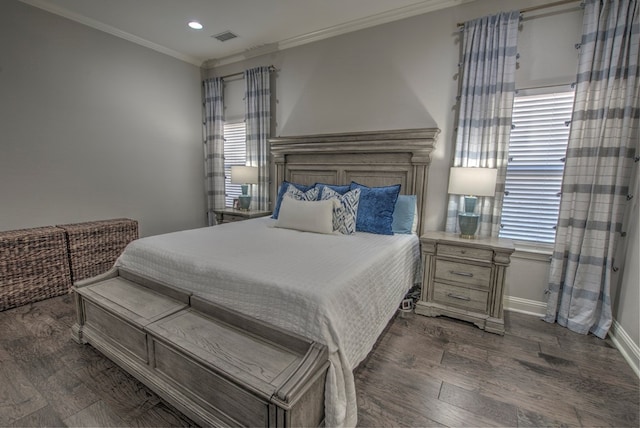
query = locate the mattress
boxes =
[115,217,420,427]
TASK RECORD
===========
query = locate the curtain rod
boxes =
[456,0,581,27]
[218,65,277,80]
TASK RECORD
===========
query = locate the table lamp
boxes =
[231,166,259,210]
[448,167,497,238]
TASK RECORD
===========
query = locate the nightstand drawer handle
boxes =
[447,293,471,301]
[450,270,474,277]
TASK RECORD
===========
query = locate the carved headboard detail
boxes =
[269,128,440,235]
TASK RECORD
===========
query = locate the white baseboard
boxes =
[504,295,640,378]
[609,319,640,378]
[504,295,546,317]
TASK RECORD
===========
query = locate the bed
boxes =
[72,128,439,427]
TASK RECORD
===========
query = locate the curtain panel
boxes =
[244,66,271,211]
[545,0,639,338]
[203,77,225,226]
[445,11,520,238]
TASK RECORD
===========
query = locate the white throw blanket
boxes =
[116,218,419,427]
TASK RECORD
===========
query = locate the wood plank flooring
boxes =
[0,294,637,427]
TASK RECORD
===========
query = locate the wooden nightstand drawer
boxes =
[434,259,492,289]
[438,244,493,261]
[433,282,488,312]
[214,209,272,225]
[223,214,245,223]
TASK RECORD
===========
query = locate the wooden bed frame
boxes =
[270,128,439,235]
[71,128,439,427]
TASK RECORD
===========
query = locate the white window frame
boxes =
[499,86,575,247]
[223,121,247,208]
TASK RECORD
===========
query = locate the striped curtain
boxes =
[445,11,520,237]
[244,66,271,211]
[203,77,225,226]
[545,0,639,339]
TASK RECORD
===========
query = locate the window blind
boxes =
[499,89,575,244]
[223,122,246,207]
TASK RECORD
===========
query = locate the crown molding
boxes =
[278,0,473,51]
[21,0,472,69]
[206,0,474,68]
[19,0,204,66]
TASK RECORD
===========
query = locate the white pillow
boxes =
[275,196,336,234]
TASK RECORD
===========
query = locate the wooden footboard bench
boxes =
[71,268,329,427]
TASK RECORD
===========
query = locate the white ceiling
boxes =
[20,0,471,67]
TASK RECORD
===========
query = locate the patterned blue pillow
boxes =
[320,187,360,235]
[272,181,315,219]
[314,183,351,199]
[349,182,401,235]
[284,183,319,202]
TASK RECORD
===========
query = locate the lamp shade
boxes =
[230,166,258,184]
[448,167,497,197]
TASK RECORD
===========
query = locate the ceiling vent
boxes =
[212,31,238,42]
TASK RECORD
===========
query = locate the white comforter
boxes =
[116,217,420,427]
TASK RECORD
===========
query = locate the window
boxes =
[499,88,575,244]
[223,121,246,207]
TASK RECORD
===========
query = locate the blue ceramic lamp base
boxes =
[458,195,479,239]
[238,184,251,211]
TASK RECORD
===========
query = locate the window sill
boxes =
[511,241,553,262]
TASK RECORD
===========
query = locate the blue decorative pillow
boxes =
[392,195,417,234]
[284,183,319,202]
[314,183,351,199]
[272,181,315,219]
[350,182,401,235]
[320,187,360,235]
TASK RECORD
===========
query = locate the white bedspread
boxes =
[116,217,420,427]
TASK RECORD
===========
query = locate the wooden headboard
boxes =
[269,128,440,235]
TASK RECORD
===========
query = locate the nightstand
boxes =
[214,208,272,224]
[415,231,514,335]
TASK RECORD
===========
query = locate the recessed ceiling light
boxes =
[188,21,203,30]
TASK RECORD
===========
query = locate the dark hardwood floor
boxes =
[0,294,637,427]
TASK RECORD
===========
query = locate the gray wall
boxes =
[0,1,205,237]
[208,0,638,355]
